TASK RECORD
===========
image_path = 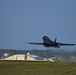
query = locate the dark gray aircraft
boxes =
[24,36,76,48]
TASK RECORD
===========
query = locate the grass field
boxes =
[0,61,76,75]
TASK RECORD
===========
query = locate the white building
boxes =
[1,53,58,62]
[3,54,26,60]
[1,53,43,61]
[27,54,43,61]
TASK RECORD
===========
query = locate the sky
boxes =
[0,0,76,50]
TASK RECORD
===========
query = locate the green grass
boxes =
[0,61,76,75]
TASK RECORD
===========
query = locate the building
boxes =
[3,54,26,60]
[1,53,43,61]
[27,54,43,61]
[1,53,58,62]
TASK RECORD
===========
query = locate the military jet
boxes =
[24,36,76,48]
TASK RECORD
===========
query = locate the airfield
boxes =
[0,60,76,75]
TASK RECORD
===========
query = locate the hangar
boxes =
[27,54,43,61]
[1,53,58,62]
[3,54,26,60]
[2,53,43,61]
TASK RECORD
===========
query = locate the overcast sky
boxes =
[0,0,76,50]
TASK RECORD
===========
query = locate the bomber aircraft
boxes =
[24,36,76,48]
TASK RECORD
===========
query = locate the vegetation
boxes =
[0,61,76,75]
[0,49,76,61]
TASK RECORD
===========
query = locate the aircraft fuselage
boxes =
[25,36,76,48]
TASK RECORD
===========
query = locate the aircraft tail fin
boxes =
[54,38,57,43]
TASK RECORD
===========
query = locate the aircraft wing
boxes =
[57,42,76,46]
[24,42,43,45]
